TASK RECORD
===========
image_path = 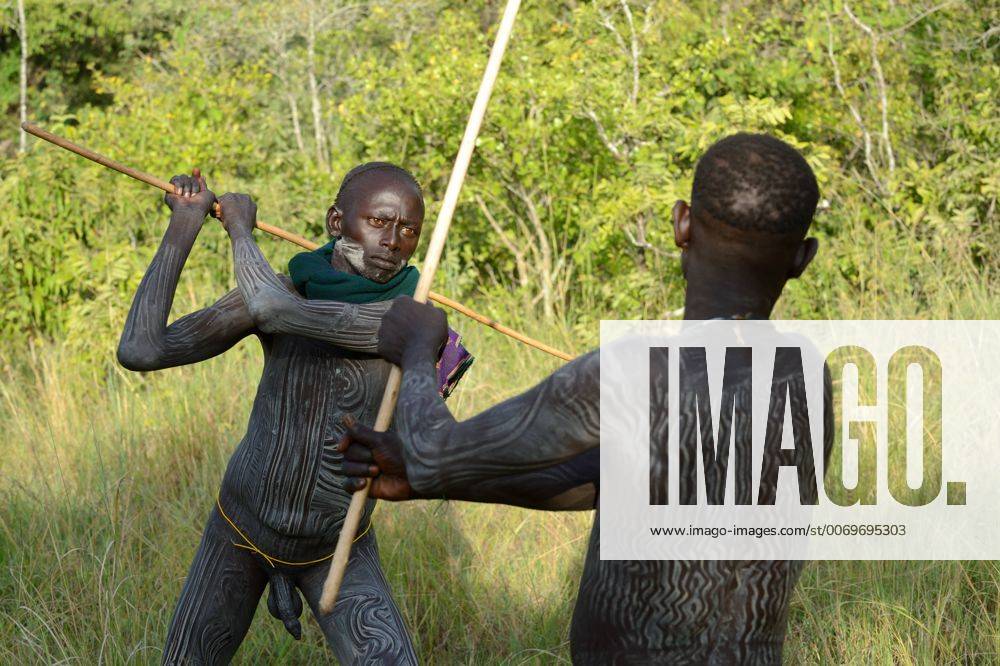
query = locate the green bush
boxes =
[1,0,997,351]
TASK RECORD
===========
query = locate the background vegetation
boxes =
[1,0,997,663]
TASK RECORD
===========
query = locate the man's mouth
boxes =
[368,255,399,270]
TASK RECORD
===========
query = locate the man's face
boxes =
[327,170,425,283]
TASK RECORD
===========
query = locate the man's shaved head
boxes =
[672,133,821,319]
[691,133,819,238]
[325,161,425,283]
[334,162,423,211]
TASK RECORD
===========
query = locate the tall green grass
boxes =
[2,289,998,663]
[0,316,586,664]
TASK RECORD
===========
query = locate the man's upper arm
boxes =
[118,288,255,370]
[241,274,387,353]
[227,226,386,354]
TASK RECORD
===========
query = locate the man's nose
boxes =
[381,225,401,252]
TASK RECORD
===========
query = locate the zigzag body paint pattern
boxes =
[392,346,831,663]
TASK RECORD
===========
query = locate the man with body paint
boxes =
[339,134,832,663]
[117,162,471,664]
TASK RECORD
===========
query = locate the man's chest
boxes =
[256,334,393,429]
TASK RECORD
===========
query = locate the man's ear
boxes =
[326,205,343,237]
[672,200,691,249]
[788,237,819,279]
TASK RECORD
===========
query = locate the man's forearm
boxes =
[395,352,601,509]
[395,357,459,495]
[414,443,598,510]
[118,210,204,366]
[228,229,385,352]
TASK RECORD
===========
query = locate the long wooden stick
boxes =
[21,120,573,362]
[318,0,523,614]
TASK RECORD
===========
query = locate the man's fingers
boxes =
[342,461,379,478]
[342,443,374,463]
[344,421,382,448]
[342,477,368,493]
[343,477,409,501]
[168,175,186,197]
[332,433,349,453]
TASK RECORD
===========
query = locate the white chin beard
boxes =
[336,237,406,281]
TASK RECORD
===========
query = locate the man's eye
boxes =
[400,226,417,238]
[368,217,385,227]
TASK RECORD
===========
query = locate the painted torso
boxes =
[222,333,388,559]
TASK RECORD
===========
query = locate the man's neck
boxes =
[682,283,778,321]
[679,256,785,321]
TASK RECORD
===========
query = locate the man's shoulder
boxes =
[547,349,599,392]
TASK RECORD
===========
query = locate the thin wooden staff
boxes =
[317,0,523,614]
[20,120,574,362]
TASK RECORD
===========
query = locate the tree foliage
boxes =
[1,0,997,360]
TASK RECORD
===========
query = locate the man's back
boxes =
[573,526,802,664]
[571,353,823,665]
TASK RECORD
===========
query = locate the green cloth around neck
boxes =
[287,238,419,303]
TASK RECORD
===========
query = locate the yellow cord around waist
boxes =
[216,495,373,568]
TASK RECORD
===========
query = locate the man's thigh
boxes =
[297,529,417,666]
[163,509,268,665]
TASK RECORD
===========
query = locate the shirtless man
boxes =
[117,163,428,664]
[339,134,829,663]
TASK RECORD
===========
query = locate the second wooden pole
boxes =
[317,0,523,614]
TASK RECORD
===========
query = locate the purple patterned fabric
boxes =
[437,328,474,399]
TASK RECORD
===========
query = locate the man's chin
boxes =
[361,263,401,283]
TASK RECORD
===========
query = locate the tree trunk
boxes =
[519,188,554,318]
[17,0,28,154]
[306,5,328,171]
[477,195,530,289]
[287,93,305,155]
[634,211,648,269]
